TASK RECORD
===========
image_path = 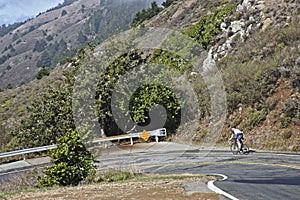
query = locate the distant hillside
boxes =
[0,0,156,89]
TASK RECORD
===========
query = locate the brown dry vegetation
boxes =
[1,173,217,200]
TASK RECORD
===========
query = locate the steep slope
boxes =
[138,0,299,150]
[0,0,155,89]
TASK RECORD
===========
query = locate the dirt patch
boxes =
[6,176,218,200]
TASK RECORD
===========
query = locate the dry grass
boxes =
[2,174,217,200]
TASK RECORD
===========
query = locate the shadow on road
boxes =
[243,150,256,155]
[233,177,300,186]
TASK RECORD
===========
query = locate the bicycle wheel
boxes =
[242,144,249,154]
[230,143,239,154]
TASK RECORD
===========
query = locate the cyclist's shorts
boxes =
[237,133,243,142]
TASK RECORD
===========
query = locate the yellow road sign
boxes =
[140,130,151,141]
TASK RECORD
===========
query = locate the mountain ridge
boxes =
[0,0,156,89]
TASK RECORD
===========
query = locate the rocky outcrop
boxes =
[212,0,299,60]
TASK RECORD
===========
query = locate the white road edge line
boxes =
[207,173,240,200]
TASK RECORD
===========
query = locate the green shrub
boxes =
[282,130,292,140]
[232,117,242,127]
[150,49,191,73]
[38,130,95,187]
[199,129,209,139]
[245,109,266,129]
[184,3,236,49]
[35,66,50,80]
[282,98,300,119]
[101,171,133,182]
[280,117,292,128]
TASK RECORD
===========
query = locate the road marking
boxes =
[207,173,239,200]
[221,161,300,170]
[141,161,300,171]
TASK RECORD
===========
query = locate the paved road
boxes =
[95,142,300,200]
[1,142,300,199]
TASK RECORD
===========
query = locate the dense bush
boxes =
[282,130,292,139]
[129,84,181,132]
[38,130,95,187]
[245,109,266,129]
[184,3,236,49]
[94,50,183,135]
[282,98,300,124]
[282,98,300,119]
[36,39,69,68]
[35,66,50,80]
[61,10,67,16]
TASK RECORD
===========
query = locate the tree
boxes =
[94,50,183,135]
[131,1,163,27]
[129,84,181,132]
[33,39,47,52]
[77,31,88,45]
[37,50,52,68]
[35,66,50,79]
[7,47,91,150]
[162,0,177,8]
[61,10,67,16]
[46,35,53,41]
[8,86,74,148]
[6,83,13,89]
[38,130,95,187]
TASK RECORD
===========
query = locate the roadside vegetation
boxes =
[0,171,217,200]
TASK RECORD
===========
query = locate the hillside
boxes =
[0,0,157,89]
[0,0,299,152]
[148,0,299,151]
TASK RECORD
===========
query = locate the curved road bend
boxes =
[1,142,300,199]
[95,142,300,200]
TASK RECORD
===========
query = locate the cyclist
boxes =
[228,126,244,152]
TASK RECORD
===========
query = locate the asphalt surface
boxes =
[94,142,300,200]
[1,142,300,199]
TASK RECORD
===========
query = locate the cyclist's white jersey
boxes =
[232,128,243,135]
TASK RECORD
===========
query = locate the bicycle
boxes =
[230,138,249,154]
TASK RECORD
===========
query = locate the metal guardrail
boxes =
[0,128,167,159]
[0,144,57,160]
[92,128,167,146]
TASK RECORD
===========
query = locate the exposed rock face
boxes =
[211,0,299,60]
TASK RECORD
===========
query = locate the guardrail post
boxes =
[155,136,159,143]
[23,154,26,161]
[130,137,133,145]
